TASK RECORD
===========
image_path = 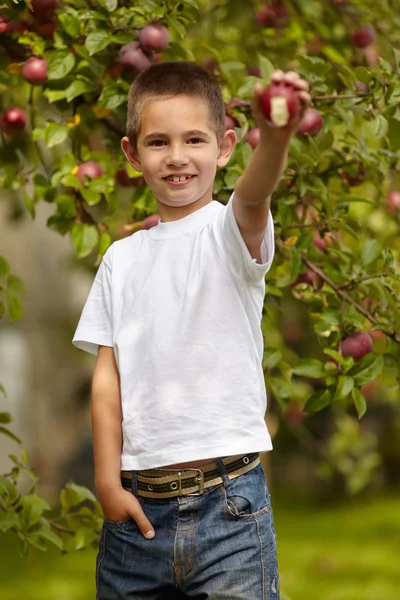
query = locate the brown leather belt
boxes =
[121,452,260,499]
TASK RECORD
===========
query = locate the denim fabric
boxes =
[96,461,280,599]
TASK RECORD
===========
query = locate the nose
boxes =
[165,143,189,166]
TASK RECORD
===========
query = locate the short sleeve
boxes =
[212,191,275,282]
[72,245,114,355]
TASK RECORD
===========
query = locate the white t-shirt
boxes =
[72,192,275,470]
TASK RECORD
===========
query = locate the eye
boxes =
[149,140,166,146]
[188,137,203,144]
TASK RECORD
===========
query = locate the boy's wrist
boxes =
[95,477,123,495]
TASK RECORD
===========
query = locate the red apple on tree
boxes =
[340,331,373,362]
[297,108,323,136]
[119,41,152,72]
[76,161,104,184]
[386,191,400,215]
[225,115,237,131]
[0,108,26,135]
[138,24,170,52]
[0,18,8,33]
[141,214,160,230]
[22,57,47,85]
[313,230,336,252]
[261,81,300,127]
[30,0,59,15]
[351,25,376,48]
[292,268,323,289]
[245,128,260,149]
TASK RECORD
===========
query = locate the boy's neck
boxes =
[157,196,214,223]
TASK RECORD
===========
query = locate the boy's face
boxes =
[121,95,236,214]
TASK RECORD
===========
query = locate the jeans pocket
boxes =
[104,516,133,529]
[222,467,271,521]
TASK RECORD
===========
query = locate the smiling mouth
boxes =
[163,175,196,182]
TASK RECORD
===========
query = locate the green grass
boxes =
[1,494,399,600]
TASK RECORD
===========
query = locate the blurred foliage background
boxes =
[1,0,400,598]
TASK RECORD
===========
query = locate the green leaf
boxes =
[71,224,99,258]
[354,66,373,83]
[292,359,326,378]
[387,118,400,151]
[65,79,97,102]
[0,256,10,279]
[257,53,274,82]
[81,188,102,206]
[44,123,69,148]
[0,413,12,424]
[0,426,21,444]
[58,13,81,38]
[0,511,19,532]
[333,376,354,401]
[266,376,291,402]
[98,84,127,109]
[98,232,112,255]
[44,88,67,103]
[36,519,64,550]
[47,50,76,80]
[19,495,51,528]
[85,31,112,56]
[99,0,118,11]
[74,526,98,550]
[361,238,381,266]
[304,389,331,413]
[263,347,282,369]
[56,194,76,218]
[321,45,346,65]
[375,115,388,139]
[347,353,384,386]
[5,292,22,321]
[60,482,97,508]
[352,388,367,419]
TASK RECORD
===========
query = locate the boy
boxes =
[72,61,310,599]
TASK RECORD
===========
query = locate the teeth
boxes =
[168,175,192,182]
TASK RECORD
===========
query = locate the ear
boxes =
[121,136,142,172]
[217,129,237,168]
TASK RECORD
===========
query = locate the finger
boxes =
[271,70,285,82]
[285,74,310,91]
[298,90,312,105]
[131,499,155,539]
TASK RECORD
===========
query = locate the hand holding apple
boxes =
[251,70,311,140]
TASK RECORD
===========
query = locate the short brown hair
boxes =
[125,61,225,149]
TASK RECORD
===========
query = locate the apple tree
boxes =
[0,0,400,557]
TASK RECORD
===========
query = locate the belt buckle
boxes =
[180,467,205,496]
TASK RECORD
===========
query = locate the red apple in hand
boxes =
[76,161,104,184]
[139,24,170,52]
[340,332,373,362]
[119,41,152,72]
[261,82,300,127]
[22,57,47,85]
[141,214,160,230]
[0,108,26,135]
[297,108,323,136]
[351,26,375,48]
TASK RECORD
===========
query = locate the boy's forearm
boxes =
[91,378,123,493]
[235,136,290,208]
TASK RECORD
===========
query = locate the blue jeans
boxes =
[96,459,280,599]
